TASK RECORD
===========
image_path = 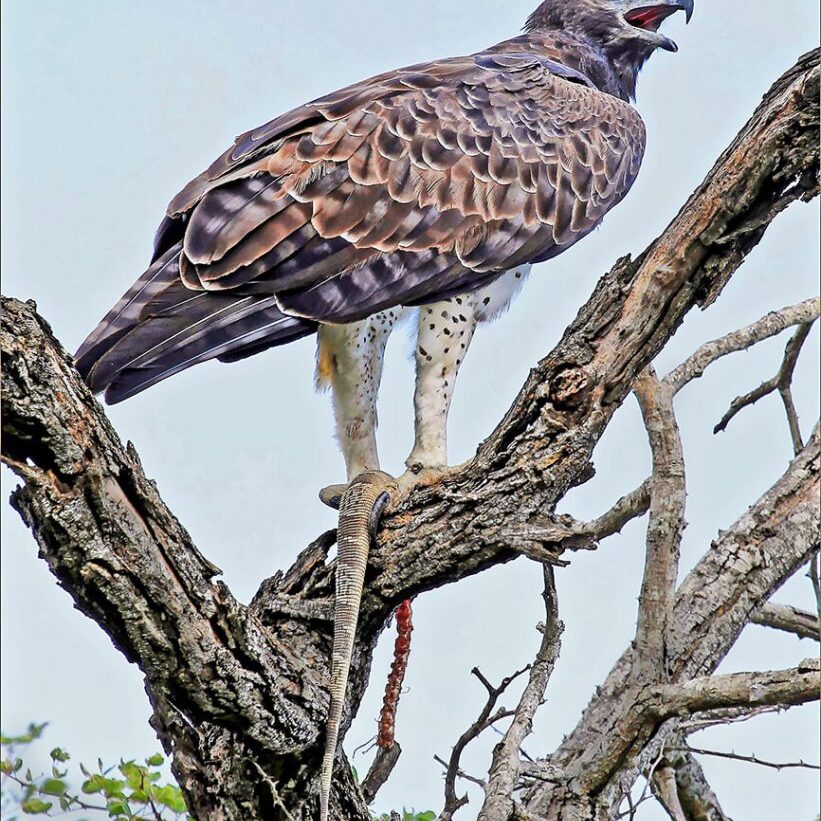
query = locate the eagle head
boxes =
[525,0,693,98]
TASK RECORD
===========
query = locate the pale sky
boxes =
[2,2,819,819]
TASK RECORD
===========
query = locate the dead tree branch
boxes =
[652,742,734,821]
[525,428,820,819]
[665,297,818,395]
[435,668,528,821]
[808,550,821,636]
[749,601,819,641]
[713,320,816,451]
[655,659,820,716]
[478,567,563,821]
[677,746,820,772]
[632,367,686,671]
[580,479,652,541]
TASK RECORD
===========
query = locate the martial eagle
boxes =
[76,0,692,483]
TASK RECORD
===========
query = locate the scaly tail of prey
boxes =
[319,471,396,821]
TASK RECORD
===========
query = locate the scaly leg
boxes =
[316,310,402,481]
[406,297,478,471]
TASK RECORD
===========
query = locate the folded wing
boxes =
[76,49,645,402]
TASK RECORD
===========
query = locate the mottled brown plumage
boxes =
[76,24,657,401]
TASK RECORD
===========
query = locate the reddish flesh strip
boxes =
[377,599,413,748]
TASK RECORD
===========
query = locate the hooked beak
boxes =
[624,0,694,52]
[678,0,694,23]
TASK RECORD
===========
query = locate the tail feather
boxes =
[75,244,183,377]
[99,302,314,403]
[76,244,316,403]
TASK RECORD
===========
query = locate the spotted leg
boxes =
[316,309,403,481]
[406,297,478,471]
[405,264,532,473]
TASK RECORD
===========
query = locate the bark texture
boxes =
[2,50,819,821]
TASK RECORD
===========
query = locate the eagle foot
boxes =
[397,463,463,493]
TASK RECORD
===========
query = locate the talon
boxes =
[397,463,458,494]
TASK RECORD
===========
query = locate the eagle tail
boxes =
[75,243,316,403]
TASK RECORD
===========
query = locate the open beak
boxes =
[624,1,694,51]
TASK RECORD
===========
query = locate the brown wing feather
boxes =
[78,45,646,397]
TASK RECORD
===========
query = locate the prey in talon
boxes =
[319,471,397,821]
[74,0,693,816]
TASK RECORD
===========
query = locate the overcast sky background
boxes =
[2,2,819,819]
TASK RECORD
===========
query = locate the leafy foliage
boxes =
[1,723,191,819]
[3,724,436,821]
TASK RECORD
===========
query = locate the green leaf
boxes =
[1,723,48,746]
[50,747,70,763]
[20,798,52,814]
[0,758,13,774]
[106,797,131,816]
[151,783,187,813]
[119,761,148,790]
[82,773,126,797]
[145,753,164,767]
[41,777,68,796]
[26,723,47,741]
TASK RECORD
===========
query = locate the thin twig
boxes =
[477,566,564,821]
[615,747,667,819]
[680,746,820,771]
[679,704,786,734]
[665,297,818,394]
[433,755,486,789]
[808,551,821,640]
[779,324,814,454]
[141,770,164,821]
[713,320,816,449]
[435,667,529,820]
[250,761,295,821]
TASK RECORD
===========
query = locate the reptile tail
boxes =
[319,471,396,821]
